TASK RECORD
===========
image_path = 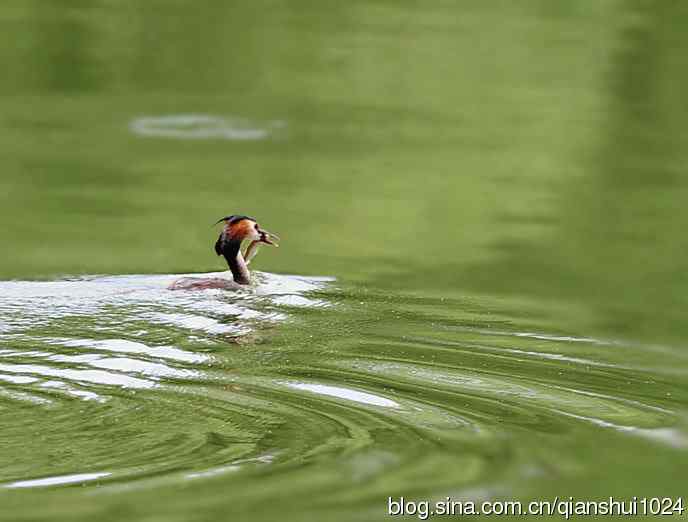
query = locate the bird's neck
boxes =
[224,240,251,285]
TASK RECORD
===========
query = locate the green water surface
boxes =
[1,1,687,521]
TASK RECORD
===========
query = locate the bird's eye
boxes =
[254,224,259,230]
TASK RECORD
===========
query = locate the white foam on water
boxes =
[4,472,111,489]
[284,381,400,409]
[129,114,285,141]
[0,363,156,389]
[0,373,38,384]
[52,338,210,364]
[0,272,332,399]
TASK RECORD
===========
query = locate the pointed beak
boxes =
[257,227,280,247]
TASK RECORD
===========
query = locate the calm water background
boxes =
[1,1,687,520]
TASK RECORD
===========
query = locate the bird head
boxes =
[214,215,279,246]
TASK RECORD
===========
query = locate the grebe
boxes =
[169,215,279,290]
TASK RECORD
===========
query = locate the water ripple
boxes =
[0,275,684,499]
[129,114,286,141]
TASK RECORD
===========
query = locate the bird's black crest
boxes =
[214,214,255,226]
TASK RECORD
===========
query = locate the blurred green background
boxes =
[2,1,688,520]
[3,1,688,343]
